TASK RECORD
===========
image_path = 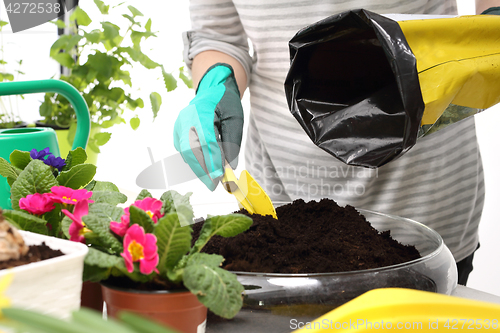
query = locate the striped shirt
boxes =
[183,0,483,262]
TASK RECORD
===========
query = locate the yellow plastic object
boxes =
[399,15,500,125]
[292,288,500,332]
[221,161,277,219]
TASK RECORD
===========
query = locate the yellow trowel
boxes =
[221,160,277,219]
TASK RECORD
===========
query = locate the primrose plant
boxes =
[75,188,252,319]
[0,147,252,319]
[0,147,111,237]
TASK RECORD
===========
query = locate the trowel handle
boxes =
[0,79,90,150]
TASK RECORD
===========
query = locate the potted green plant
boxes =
[38,0,191,162]
[0,146,115,311]
[80,188,251,333]
[0,147,252,332]
[0,20,25,129]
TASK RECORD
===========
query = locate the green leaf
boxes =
[2,308,92,333]
[183,253,244,319]
[70,7,92,26]
[119,312,182,333]
[0,20,8,28]
[191,214,252,254]
[85,247,123,269]
[56,164,97,189]
[91,191,127,205]
[43,205,62,237]
[155,213,192,276]
[160,190,194,226]
[83,213,123,254]
[101,22,121,48]
[50,35,71,56]
[162,68,177,92]
[0,157,21,182]
[52,53,75,68]
[83,264,112,283]
[92,180,121,192]
[135,189,152,201]
[2,210,48,235]
[130,116,140,130]
[150,92,161,119]
[0,73,14,81]
[84,30,101,44]
[128,5,143,17]
[179,67,193,89]
[50,19,66,29]
[72,308,139,333]
[61,215,72,239]
[65,35,83,52]
[128,205,155,233]
[94,132,112,146]
[9,150,32,170]
[130,31,156,49]
[94,0,109,15]
[63,147,88,170]
[122,14,135,25]
[10,160,59,210]
[88,202,124,223]
[145,19,152,32]
[87,52,113,78]
[187,252,224,268]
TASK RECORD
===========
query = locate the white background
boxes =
[1,1,499,296]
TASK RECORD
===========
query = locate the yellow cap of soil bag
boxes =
[399,15,500,125]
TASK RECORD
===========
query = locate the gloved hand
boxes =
[173,63,244,191]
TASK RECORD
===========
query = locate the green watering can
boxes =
[0,79,90,209]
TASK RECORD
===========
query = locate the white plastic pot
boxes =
[0,231,88,319]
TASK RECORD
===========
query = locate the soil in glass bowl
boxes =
[192,198,443,331]
[192,198,421,274]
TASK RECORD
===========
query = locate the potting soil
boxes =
[0,242,64,270]
[192,198,421,274]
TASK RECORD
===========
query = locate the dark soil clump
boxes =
[192,198,421,274]
[0,242,64,270]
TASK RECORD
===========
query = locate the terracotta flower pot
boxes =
[101,281,207,333]
[80,281,104,312]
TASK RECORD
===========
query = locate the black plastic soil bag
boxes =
[284,9,424,168]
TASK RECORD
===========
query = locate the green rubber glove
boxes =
[173,63,244,191]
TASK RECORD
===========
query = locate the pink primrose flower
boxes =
[121,224,159,275]
[110,214,130,237]
[18,193,55,215]
[109,197,163,237]
[49,186,94,205]
[62,199,90,243]
[131,197,164,222]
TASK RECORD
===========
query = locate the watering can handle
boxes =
[0,79,90,150]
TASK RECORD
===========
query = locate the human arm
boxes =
[191,50,248,98]
[174,0,252,191]
[476,0,500,14]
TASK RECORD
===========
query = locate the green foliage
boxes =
[79,188,252,319]
[0,307,181,333]
[0,20,25,128]
[39,0,192,152]
[0,147,103,237]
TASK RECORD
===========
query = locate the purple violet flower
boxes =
[44,154,66,171]
[30,147,51,160]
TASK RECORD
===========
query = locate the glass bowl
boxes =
[199,206,457,332]
[234,209,457,316]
